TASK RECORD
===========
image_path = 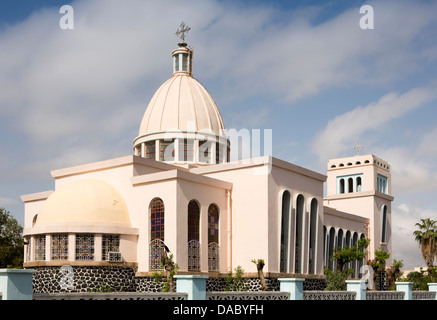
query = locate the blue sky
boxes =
[0,0,436,269]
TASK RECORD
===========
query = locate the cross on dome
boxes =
[175,22,191,43]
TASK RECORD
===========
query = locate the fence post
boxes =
[428,283,437,300]
[346,280,367,300]
[395,282,412,300]
[278,278,304,300]
[174,275,208,300]
[0,269,35,300]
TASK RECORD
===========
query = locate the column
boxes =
[428,283,437,300]
[0,269,35,300]
[155,140,160,161]
[174,275,208,300]
[346,280,367,300]
[45,234,51,261]
[395,282,412,300]
[69,234,75,261]
[278,278,304,300]
[95,234,103,261]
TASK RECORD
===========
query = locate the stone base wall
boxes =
[32,266,137,293]
[30,266,326,293]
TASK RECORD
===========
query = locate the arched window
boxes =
[208,204,220,271]
[188,200,200,271]
[348,178,354,193]
[337,229,344,249]
[295,194,304,273]
[345,230,351,247]
[280,191,291,273]
[308,198,318,274]
[328,227,335,271]
[149,198,165,270]
[150,198,165,241]
[339,179,345,194]
[32,214,38,227]
[188,200,200,241]
[323,226,327,268]
[356,177,362,192]
[352,232,359,277]
[381,205,388,243]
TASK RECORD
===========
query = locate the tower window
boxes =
[377,174,388,194]
[337,173,363,194]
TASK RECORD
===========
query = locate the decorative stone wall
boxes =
[303,278,326,291]
[135,276,167,292]
[32,266,137,293]
[30,266,326,293]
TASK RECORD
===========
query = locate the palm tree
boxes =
[413,218,437,270]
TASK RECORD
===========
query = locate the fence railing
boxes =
[303,291,356,300]
[2,269,437,301]
[366,291,404,300]
[33,292,187,300]
[206,291,289,300]
[412,291,436,300]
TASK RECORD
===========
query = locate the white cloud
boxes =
[392,203,437,269]
[311,86,437,163]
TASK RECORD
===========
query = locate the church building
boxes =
[21,29,393,292]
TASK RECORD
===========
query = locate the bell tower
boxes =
[324,154,394,262]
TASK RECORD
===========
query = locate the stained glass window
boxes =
[35,235,46,261]
[208,204,219,244]
[188,200,200,241]
[102,234,120,261]
[150,198,165,241]
[51,234,69,260]
[76,234,94,261]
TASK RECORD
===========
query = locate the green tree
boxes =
[332,237,370,272]
[367,247,390,289]
[0,208,24,268]
[225,266,248,291]
[413,218,437,272]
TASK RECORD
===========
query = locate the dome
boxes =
[137,74,226,138]
[36,179,130,225]
[133,42,229,165]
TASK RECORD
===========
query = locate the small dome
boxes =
[36,179,130,225]
[137,74,226,139]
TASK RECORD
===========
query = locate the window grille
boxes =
[208,242,220,272]
[188,240,200,271]
[75,234,94,261]
[35,235,46,261]
[51,234,69,260]
[149,239,166,270]
[102,234,120,261]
